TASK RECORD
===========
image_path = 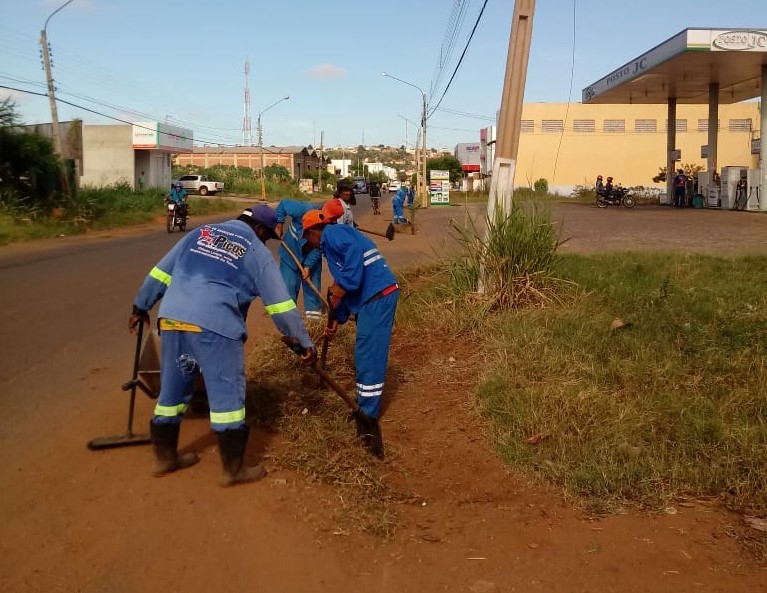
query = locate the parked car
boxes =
[387,181,401,192]
[174,174,224,196]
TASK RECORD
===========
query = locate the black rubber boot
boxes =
[353,411,385,460]
[150,421,200,477]
[217,426,267,487]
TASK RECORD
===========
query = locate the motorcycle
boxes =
[166,200,188,233]
[596,186,635,209]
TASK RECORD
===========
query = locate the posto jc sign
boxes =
[712,30,767,52]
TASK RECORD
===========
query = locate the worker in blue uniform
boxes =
[392,186,407,224]
[302,209,399,456]
[275,199,324,322]
[129,205,316,487]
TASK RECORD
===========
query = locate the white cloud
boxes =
[306,63,346,80]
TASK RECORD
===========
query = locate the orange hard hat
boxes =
[321,198,344,221]
[301,209,327,236]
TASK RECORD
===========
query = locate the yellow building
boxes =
[515,101,759,191]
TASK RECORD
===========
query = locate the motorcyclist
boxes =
[604,176,614,199]
[595,175,605,196]
[168,182,188,218]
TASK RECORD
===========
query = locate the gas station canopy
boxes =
[583,28,767,105]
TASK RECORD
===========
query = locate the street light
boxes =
[40,0,74,158]
[383,72,428,207]
[397,114,420,180]
[257,95,290,202]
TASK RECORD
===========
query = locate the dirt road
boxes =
[1,199,765,593]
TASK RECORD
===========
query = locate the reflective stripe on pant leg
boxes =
[154,330,198,425]
[191,330,247,432]
[354,291,398,419]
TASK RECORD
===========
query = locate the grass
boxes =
[244,320,400,537]
[0,184,241,245]
[402,247,767,516]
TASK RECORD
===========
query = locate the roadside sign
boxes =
[429,170,450,205]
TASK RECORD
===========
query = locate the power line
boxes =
[552,0,578,183]
[428,0,490,120]
[0,83,282,150]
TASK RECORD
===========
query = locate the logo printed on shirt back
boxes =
[196,226,247,258]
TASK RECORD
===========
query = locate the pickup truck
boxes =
[174,174,224,196]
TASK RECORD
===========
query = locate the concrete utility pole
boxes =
[486,0,536,220]
[480,0,535,294]
[382,72,430,207]
[40,0,75,159]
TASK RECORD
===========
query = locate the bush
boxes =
[533,178,549,194]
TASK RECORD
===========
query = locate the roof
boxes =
[191,145,321,157]
[583,28,767,105]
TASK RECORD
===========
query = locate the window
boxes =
[635,119,657,133]
[603,119,625,133]
[573,119,595,132]
[697,119,720,132]
[180,175,196,181]
[520,120,534,133]
[541,119,564,133]
[729,118,752,132]
[664,119,688,132]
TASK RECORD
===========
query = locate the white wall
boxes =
[81,125,134,187]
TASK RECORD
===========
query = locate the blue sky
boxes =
[1,0,765,150]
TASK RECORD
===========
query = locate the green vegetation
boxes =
[533,177,549,194]
[399,206,767,516]
[0,182,240,245]
[172,164,313,199]
[426,153,463,183]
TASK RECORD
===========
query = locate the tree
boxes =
[426,154,462,183]
[652,163,704,184]
[0,99,61,211]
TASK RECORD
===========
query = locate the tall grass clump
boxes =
[430,201,567,324]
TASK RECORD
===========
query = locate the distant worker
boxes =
[333,179,356,226]
[407,184,415,206]
[129,205,316,487]
[392,185,407,224]
[275,198,343,321]
[302,210,399,457]
[139,170,146,191]
[673,169,687,208]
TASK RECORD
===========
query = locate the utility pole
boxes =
[421,92,428,208]
[40,0,75,196]
[480,0,536,293]
[487,0,536,219]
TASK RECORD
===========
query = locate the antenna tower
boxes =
[242,59,252,145]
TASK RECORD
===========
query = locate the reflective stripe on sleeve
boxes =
[265,299,297,315]
[210,408,246,425]
[149,266,172,286]
[364,254,382,267]
[154,403,189,417]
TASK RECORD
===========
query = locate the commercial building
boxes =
[512,101,758,193]
[20,120,193,190]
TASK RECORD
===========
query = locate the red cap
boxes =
[321,199,344,221]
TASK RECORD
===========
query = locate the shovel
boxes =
[358,223,395,241]
[280,240,328,310]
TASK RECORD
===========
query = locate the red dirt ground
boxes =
[2,200,767,593]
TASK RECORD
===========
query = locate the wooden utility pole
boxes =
[486,0,536,219]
